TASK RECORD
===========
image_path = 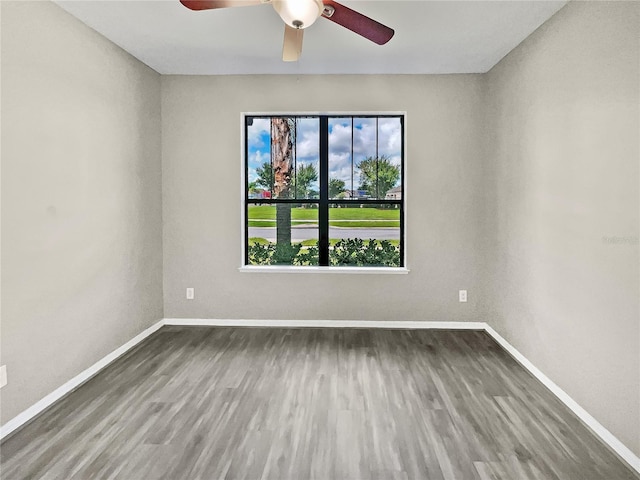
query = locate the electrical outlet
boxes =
[186,288,195,300]
[0,365,7,388]
[459,290,468,303]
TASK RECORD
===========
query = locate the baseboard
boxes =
[2,317,638,475]
[484,325,640,475]
[0,319,164,441]
[163,318,488,330]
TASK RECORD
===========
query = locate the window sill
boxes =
[239,266,409,275]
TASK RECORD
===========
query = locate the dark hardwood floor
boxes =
[1,327,637,479]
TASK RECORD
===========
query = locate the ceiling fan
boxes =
[180,0,394,62]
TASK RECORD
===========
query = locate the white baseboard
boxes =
[483,325,640,474]
[0,319,164,441]
[163,318,487,330]
[2,317,638,475]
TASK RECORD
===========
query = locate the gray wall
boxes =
[161,74,487,322]
[1,1,163,424]
[483,1,639,455]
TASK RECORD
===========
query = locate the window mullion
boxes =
[319,116,329,266]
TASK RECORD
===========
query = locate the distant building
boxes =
[344,190,370,199]
[385,186,402,200]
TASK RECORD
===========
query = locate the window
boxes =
[244,114,404,269]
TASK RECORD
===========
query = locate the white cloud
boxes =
[295,118,319,161]
[328,117,401,158]
[328,152,353,186]
[328,122,353,156]
[248,150,268,170]
[247,118,270,149]
[378,118,402,157]
[352,118,377,157]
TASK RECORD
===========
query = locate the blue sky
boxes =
[247,116,402,195]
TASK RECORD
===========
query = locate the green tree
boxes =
[356,156,400,198]
[295,163,318,198]
[255,162,273,191]
[329,178,346,198]
[248,181,260,198]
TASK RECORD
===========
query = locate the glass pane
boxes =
[377,117,402,199]
[353,117,377,199]
[247,117,272,199]
[328,203,401,267]
[328,117,353,200]
[294,117,320,200]
[247,203,319,265]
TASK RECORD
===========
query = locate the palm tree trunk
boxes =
[276,203,292,246]
[271,118,294,260]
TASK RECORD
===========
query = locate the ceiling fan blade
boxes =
[180,0,264,11]
[321,0,394,45]
[282,25,303,62]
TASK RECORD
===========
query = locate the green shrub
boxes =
[293,244,319,266]
[273,243,301,265]
[248,242,275,265]
[330,239,400,267]
[248,240,399,267]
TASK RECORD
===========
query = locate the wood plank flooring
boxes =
[1,327,637,480]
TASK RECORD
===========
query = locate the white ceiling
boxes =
[54,0,567,75]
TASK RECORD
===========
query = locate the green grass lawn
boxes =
[248,205,400,228]
[249,238,400,247]
[248,237,271,245]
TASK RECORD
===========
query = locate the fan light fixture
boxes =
[272,0,323,29]
[179,0,395,62]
